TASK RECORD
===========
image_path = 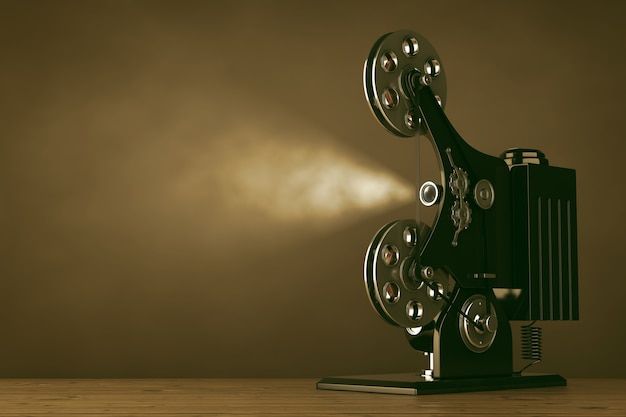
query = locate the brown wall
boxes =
[1,0,625,377]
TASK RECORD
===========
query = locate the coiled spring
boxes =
[519,321,542,373]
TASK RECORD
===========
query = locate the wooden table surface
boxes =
[0,378,623,416]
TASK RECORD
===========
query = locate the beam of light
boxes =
[206,126,414,224]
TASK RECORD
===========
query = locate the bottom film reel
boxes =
[364,219,448,328]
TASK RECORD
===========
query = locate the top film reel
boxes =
[363,30,447,137]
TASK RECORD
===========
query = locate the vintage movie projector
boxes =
[317,30,579,395]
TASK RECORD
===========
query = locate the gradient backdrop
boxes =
[1,0,625,377]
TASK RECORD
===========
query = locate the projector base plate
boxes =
[317,372,566,395]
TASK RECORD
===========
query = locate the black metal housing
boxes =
[509,160,579,321]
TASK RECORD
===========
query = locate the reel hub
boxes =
[458,294,498,353]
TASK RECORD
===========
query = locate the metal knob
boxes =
[419,181,440,206]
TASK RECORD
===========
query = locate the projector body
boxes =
[318,30,578,394]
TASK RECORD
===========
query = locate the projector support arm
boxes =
[406,74,514,291]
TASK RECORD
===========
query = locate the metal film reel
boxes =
[364,219,447,328]
[363,30,447,137]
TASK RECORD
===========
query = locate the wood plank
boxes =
[0,378,622,416]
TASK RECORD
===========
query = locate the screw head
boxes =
[403,227,418,247]
[380,51,398,72]
[424,59,441,77]
[402,37,419,56]
[382,282,400,303]
[406,301,424,321]
[404,110,420,130]
[381,88,399,109]
[381,244,399,266]
[421,266,434,280]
